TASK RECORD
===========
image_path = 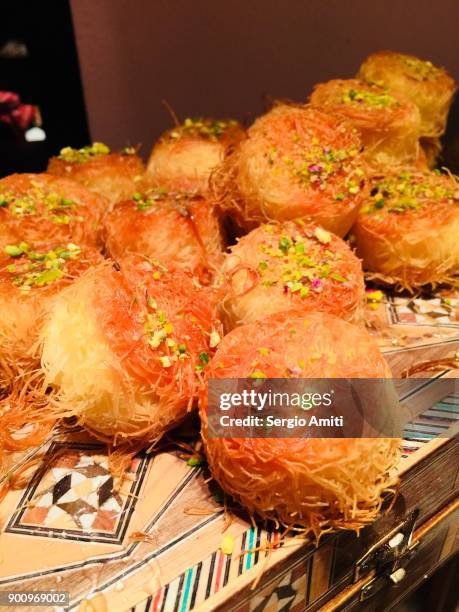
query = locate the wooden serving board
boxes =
[0,290,458,611]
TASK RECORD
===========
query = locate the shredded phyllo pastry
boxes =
[309,78,421,166]
[146,117,244,192]
[48,143,145,208]
[40,256,220,444]
[212,104,365,236]
[353,170,459,290]
[104,188,223,283]
[219,220,364,330]
[200,310,400,538]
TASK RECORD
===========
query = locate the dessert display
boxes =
[1,48,457,611]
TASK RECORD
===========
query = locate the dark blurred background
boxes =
[70,0,459,165]
[0,1,88,175]
[1,0,459,171]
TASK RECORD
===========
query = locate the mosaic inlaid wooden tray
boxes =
[0,290,458,611]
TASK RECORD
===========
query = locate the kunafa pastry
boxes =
[3,48,457,540]
[309,79,421,166]
[41,256,220,444]
[358,51,456,138]
[0,241,102,389]
[48,142,145,208]
[0,388,55,474]
[0,173,102,250]
[352,170,459,290]
[220,220,364,330]
[213,104,365,236]
[146,118,244,193]
[199,310,400,536]
[104,188,223,283]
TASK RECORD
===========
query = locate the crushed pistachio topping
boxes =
[132,187,170,211]
[361,172,459,214]
[314,227,331,244]
[159,356,172,368]
[220,535,234,556]
[187,456,205,467]
[402,56,439,80]
[143,288,192,367]
[0,192,36,216]
[169,117,238,141]
[199,352,210,364]
[0,186,79,224]
[58,142,111,163]
[3,242,81,291]
[132,188,199,212]
[274,136,363,197]
[196,351,210,372]
[255,224,349,298]
[250,370,267,379]
[341,86,398,108]
[209,330,221,348]
[366,289,384,310]
[120,146,136,155]
[139,263,211,372]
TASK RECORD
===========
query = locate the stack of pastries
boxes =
[0,50,457,538]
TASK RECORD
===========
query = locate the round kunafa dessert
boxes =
[358,51,456,138]
[48,142,145,209]
[0,173,103,250]
[199,310,400,536]
[104,188,223,283]
[309,79,421,167]
[41,255,220,444]
[353,170,459,290]
[220,220,364,330]
[213,104,365,236]
[146,118,244,193]
[0,241,102,389]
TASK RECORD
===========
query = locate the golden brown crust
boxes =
[358,51,457,138]
[352,170,459,290]
[309,78,421,166]
[145,118,245,193]
[0,173,103,250]
[199,310,400,536]
[212,104,366,236]
[40,256,221,444]
[0,242,103,388]
[419,137,442,169]
[104,189,224,283]
[219,220,364,330]
[48,150,144,208]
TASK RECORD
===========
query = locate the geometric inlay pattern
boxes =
[6,442,149,544]
[388,295,459,327]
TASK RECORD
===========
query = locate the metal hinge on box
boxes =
[354,509,420,602]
